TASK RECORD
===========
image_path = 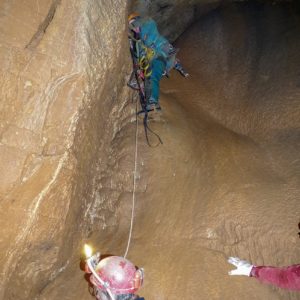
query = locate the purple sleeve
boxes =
[251,265,300,291]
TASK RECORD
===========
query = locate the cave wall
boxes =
[0,0,228,297]
[125,2,300,300]
[1,0,299,299]
[176,1,300,140]
[0,1,133,298]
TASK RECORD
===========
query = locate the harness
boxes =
[128,34,163,147]
[131,37,154,79]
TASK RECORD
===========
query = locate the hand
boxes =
[228,257,253,276]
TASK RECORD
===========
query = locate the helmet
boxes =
[90,256,144,295]
[128,12,140,23]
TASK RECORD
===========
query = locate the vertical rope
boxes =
[123,99,139,258]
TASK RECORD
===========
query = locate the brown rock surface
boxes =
[1,1,300,300]
[0,0,133,299]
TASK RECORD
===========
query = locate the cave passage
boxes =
[1,1,300,300]
[46,2,299,299]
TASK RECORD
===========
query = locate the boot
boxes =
[146,99,161,112]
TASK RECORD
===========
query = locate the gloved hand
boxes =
[228,257,254,276]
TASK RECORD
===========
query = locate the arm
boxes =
[251,265,300,291]
[228,257,300,291]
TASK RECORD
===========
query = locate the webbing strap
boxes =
[129,38,163,147]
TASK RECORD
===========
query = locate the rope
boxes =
[123,98,139,258]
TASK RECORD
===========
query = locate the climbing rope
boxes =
[123,97,139,259]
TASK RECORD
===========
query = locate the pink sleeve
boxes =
[251,265,300,291]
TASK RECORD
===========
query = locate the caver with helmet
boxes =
[127,12,189,112]
[86,255,144,300]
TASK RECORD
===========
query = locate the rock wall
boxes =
[133,2,300,299]
[177,1,300,140]
[0,1,133,298]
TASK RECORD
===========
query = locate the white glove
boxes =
[228,257,253,276]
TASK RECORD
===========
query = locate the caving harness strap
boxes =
[129,35,163,147]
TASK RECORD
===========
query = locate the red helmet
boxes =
[90,256,144,295]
